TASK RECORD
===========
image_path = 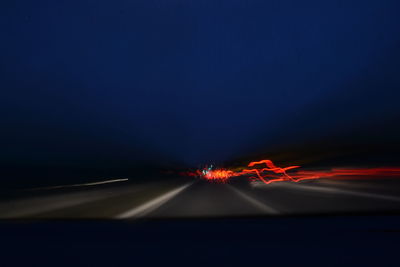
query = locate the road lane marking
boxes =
[115,182,193,219]
[283,183,400,202]
[227,185,280,214]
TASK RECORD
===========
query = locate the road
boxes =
[1,177,400,219]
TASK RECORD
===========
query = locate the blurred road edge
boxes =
[115,182,193,219]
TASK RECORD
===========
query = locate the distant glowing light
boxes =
[202,168,235,183]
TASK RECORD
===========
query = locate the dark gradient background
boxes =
[1,0,400,187]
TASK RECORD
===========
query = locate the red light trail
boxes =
[202,169,235,183]
[187,159,400,185]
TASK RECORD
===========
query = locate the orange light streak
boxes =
[187,159,400,185]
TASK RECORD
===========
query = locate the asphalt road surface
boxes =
[1,177,400,219]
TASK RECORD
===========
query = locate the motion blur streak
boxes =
[291,168,400,181]
[25,178,129,191]
[227,185,280,214]
[282,183,400,202]
[116,182,192,219]
[196,159,300,183]
[191,159,400,185]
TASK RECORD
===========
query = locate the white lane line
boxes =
[284,184,400,202]
[115,182,193,219]
[227,185,280,214]
[25,178,129,191]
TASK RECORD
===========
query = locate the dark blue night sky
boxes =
[1,0,400,180]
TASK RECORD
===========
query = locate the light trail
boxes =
[24,178,129,191]
[196,160,300,183]
[186,159,400,185]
